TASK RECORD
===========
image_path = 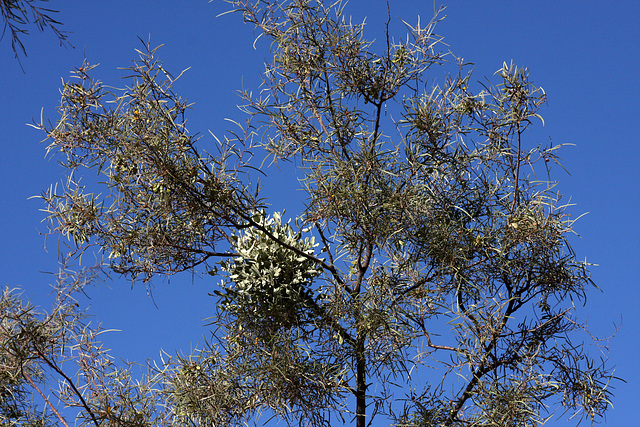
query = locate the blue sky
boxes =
[1,1,638,425]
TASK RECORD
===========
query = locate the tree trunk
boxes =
[356,336,366,427]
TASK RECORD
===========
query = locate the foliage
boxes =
[1,0,70,62]
[8,0,618,426]
[0,264,173,426]
[39,48,258,281]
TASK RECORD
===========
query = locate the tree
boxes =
[11,0,616,425]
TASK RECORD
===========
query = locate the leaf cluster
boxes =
[37,43,262,281]
[217,211,323,330]
[1,0,71,64]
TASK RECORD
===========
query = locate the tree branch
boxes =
[31,345,100,427]
[22,371,70,427]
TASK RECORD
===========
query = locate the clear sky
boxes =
[1,1,638,425]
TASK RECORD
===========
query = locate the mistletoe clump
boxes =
[217,212,323,331]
